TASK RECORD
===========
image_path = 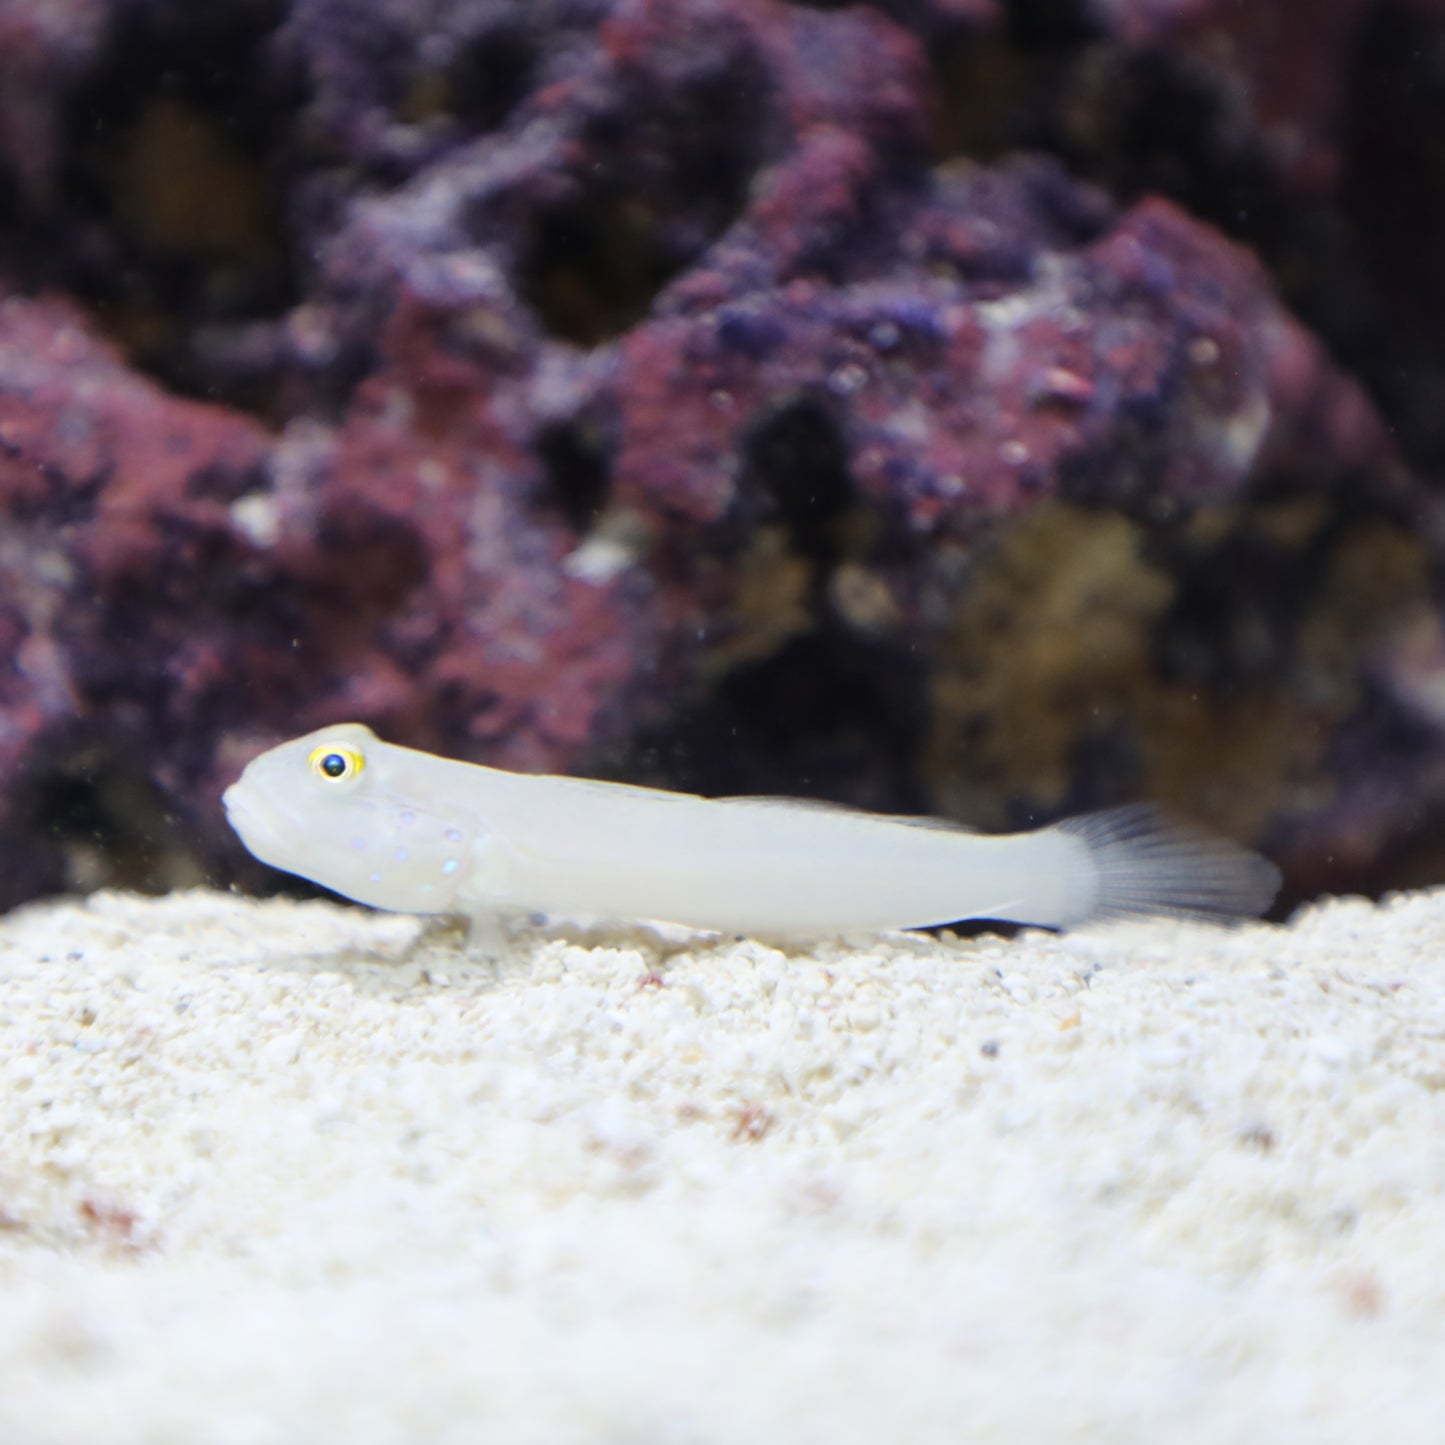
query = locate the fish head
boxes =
[223,722,475,913]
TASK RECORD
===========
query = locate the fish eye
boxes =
[308,744,365,783]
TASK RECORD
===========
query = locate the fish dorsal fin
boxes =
[719,796,979,833]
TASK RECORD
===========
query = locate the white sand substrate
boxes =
[0,886,1442,1444]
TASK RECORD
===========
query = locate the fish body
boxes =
[222,723,1279,935]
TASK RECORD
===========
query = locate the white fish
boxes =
[222,723,1279,937]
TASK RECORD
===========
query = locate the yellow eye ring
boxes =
[308,744,365,782]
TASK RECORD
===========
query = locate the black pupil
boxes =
[320,753,348,778]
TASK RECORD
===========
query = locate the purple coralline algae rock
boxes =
[0,0,1439,908]
[0,289,270,901]
[618,184,1390,532]
[1086,0,1376,196]
[969,0,1445,478]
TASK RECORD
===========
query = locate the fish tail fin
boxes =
[1050,804,1280,927]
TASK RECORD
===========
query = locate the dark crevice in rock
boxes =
[42,1,307,414]
[445,23,540,134]
[633,628,931,814]
[1154,531,1316,691]
[740,396,855,566]
[519,192,686,347]
[516,58,774,345]
[23,734,194,896]
[1338,0,1445,472]
[932,0,1099,163]
[1001,0,1101,49]
[538,416,614,532]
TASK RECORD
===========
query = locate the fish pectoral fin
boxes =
[463,910,510,963]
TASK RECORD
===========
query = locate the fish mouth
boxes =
[221,784,257,833]
[222,786,291,868]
